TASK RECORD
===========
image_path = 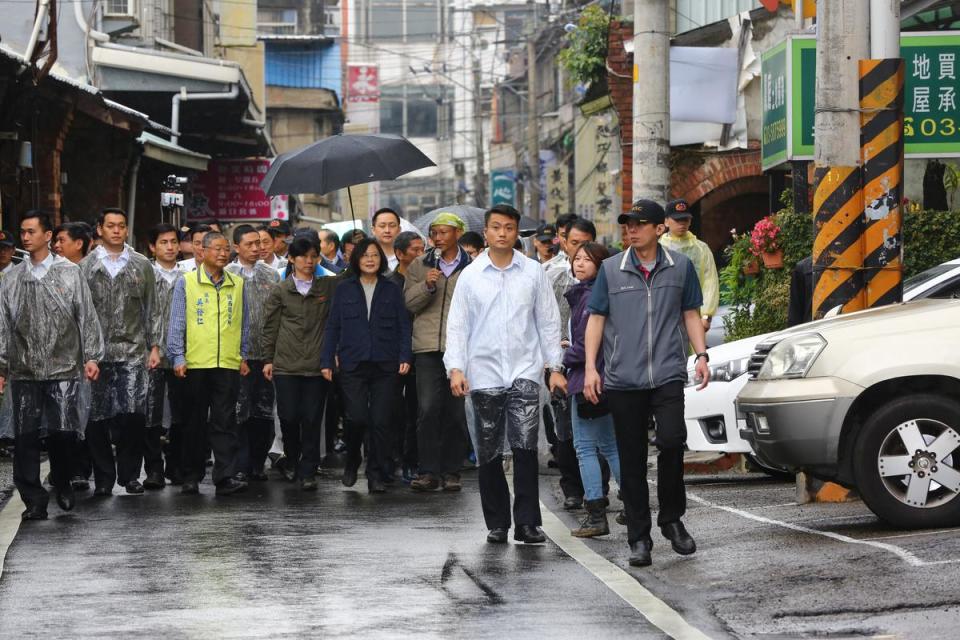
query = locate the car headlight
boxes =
[686,357,749,387]
[757,333,827,380]
[710,357,750,383]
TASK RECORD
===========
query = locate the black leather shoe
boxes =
[661,521,697,555]
[342,465,359,488]
[71,477,90,492]
[301,478,318,491]
[125,480,145,495]
[93,485,112,497]
[216,478,247,496]
[513,525,546,544]
[143,472,166,490]
[234,472,248,483]
[486,528,508,543]
[181,481,200,495]
[56,487,75,511]
[629,539,653,567]
[21,505,48,521]
[367,477,386,494]
[563,496,583,511]
[250,470,269,482]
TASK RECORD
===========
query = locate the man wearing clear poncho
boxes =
[0,211,103,520]
[445,205,567,546]
[80,208,161,496]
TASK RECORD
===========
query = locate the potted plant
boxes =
[724,229,759,275]
[751,216,784,269]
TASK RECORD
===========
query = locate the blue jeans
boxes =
[571,397,622,501]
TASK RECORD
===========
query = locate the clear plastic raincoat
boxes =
[468,378,541,465]
[659,231,719,318]
[227,261,280,422]
[80,246,159,420]
[0,257,104,436]
[146,263,184,428]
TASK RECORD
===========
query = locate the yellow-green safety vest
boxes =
[184,268,244,370]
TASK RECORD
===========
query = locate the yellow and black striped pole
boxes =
[812,166,865,319]
[860,58,905,307]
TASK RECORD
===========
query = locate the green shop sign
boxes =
[761,33,960,170]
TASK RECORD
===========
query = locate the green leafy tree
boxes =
[558,6,611,88]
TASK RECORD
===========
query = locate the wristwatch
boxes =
[695,352,710,363]
[549,365,564,373]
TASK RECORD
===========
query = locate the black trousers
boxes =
[182,368,240,485]
[274,374,327,479]
[14,431,75,510]
[607,382,687,543]
[144,369,187,479]
[237,362,276,475]
[478,449,541,529]
[394,366,418,469]
[415,352,467,476]
[340,363,396,481]
[87,413,145,488]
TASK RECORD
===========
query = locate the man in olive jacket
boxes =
[403,213,471,492]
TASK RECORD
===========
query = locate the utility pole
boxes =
[862,0,904,306]
[810,0,869,319]
[632,0,670,204]
[473,48,488,206]
[526,36,540,219]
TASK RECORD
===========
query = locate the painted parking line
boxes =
[865,527,960,541]
[686,491,960,568]
[538,501,714,640]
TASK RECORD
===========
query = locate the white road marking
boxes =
[865,527,960,541]
[687,491,960,567]
[0,463,45,577]
[538,501,714,640]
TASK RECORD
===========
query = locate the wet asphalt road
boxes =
[4,461,960,638]
[0,464,664,639]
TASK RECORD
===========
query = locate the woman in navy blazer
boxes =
[321,238,412,494]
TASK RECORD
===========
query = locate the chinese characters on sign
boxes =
[347,65,380,103]
[546,165,569,218]
[907,50,957,143]
[575,109,622,243]
[187,159,273,221]
[760,41,788,169]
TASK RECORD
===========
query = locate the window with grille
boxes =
[104,0,135,16]
[257,8,298,35]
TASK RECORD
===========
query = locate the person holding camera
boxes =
[563,242,621,538]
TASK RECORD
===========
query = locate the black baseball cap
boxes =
[0,231,15,247]
[618,199,665,226]
[268,219,292,235]
[535,223,557,242]
[665,199,693,219]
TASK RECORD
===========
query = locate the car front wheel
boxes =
[854,394,960,529]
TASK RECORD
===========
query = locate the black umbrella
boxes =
[259,133,436,224]
[413,205,541,235]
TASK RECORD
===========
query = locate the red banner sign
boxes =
[347,64,380,103]
[188,159,272,221]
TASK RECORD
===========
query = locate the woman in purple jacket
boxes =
[563,242,622,538]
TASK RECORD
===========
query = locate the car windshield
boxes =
[904,264,955,294]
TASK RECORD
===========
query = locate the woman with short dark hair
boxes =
[261,237,338,491]
[321,238,412,493]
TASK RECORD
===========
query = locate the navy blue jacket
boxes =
[321,275,412,372]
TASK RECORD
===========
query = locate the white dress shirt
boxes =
[154,261,184,285]
[96,245,131,278]
[177,256,197,272]
[28,252,57,280]
[444,249,563,391]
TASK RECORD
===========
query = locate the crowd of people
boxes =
[0,195,718,568]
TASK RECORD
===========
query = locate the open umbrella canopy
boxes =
[260,133,436,197]
[412,205,541,235]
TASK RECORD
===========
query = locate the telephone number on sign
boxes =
[904,116,960,138]
[763,120,787,144]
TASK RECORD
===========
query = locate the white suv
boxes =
[737,297,960,528]
[684,258,960,471]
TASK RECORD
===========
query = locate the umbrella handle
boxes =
[348,185,356,230]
